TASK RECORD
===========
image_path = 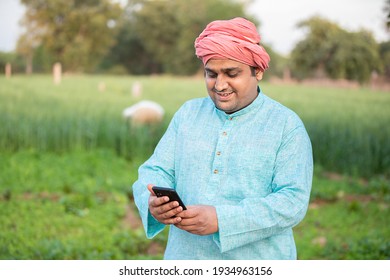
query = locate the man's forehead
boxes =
[205,66,242,72]
[205,59,247,72]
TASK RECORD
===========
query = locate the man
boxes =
[132,17,313,259]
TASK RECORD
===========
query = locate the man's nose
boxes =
[214,75,228,92]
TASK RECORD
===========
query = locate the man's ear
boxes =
[255,68,264,81]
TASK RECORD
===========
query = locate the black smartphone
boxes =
[152,186,187,210]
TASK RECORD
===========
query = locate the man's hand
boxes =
[147,184,183,225]
[175,205,218,235]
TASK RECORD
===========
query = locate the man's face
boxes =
[204,59,263,114]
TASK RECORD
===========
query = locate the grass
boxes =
[295,167,390,259]
[0,150,388,259]
[0,149,166,260]
[296,199,390,260]
[0,74,389,259]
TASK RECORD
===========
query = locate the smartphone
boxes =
[152,186,187,210]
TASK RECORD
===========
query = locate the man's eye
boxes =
[207,72,217,78]
[228,73,238,78]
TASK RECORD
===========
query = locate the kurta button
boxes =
[222,132,227,136]
[229,117,233,120]
[213,169,218,174]
[216,151,221,156]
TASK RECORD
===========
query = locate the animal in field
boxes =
[122,100,165,125]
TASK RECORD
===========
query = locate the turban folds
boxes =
[195,17,270,72]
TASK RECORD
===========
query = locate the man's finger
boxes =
[162,216,182,225]
[151,196,170,207]
[147,184,155,195]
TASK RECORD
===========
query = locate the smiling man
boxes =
[132,17,313,259]
[204,59,262,114]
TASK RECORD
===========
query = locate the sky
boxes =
[0,0,389,55]
[250,0,389,54]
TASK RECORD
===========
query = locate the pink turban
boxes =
[195,17,270,71]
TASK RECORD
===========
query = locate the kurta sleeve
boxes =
[213,124,313,253]
[132,110,179,239]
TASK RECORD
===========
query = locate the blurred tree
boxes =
[103,0,261,75]
[16,26,41,74]
[380,1,390,80]
[385,0,390,29]
[99,17,160,75]
[262,43,288,80]
[379,40,390,80]
[17,0,122,72]
[328,30,381,82]
[0,52,25,74]
[290,17,343,80]
[290,16,381,83]
[32,45,55,73]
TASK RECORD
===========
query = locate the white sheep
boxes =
[122,100,165,125]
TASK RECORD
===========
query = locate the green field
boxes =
[0,75,389,259]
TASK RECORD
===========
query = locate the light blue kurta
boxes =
[132,89,313,259]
